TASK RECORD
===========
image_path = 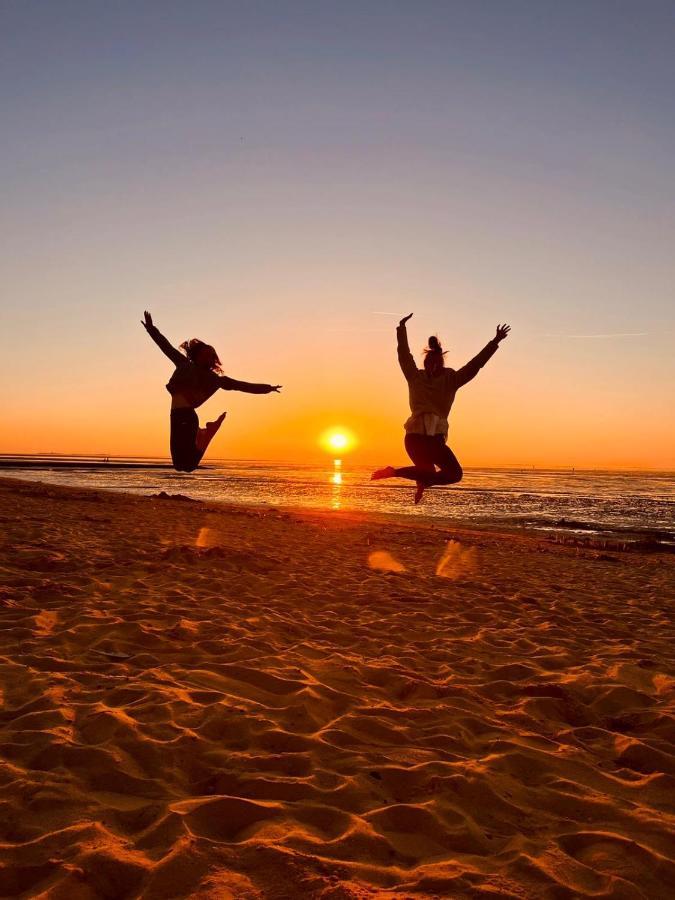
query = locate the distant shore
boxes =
[0,457,177,469]
[2,453,673,474]
[1,476,674,897]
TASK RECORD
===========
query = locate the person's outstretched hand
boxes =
[270,385,282,393]
[495,323,511,342]
[141,310,153,330]
[399,313,413,327]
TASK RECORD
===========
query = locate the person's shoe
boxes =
[414,482,426,504]
[371,466,396,481]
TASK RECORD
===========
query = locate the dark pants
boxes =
[395,433,463,486]
[170,408,204,473]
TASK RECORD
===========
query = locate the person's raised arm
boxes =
[141,311,185,367]
[455,324,510,388]
[219,375,282,395]
[397,313,418,381]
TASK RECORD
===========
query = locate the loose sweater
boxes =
[397,324,499,436]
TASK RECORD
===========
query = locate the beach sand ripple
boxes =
[0,478,674,898]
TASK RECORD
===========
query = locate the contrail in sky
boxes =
[541,332,649,338]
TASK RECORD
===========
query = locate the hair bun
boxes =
[428,335,441,351]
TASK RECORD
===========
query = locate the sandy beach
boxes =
[1,476,674,898]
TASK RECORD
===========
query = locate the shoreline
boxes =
[2,471,672,555]
[1,476,674,897]
[2,453,674,474]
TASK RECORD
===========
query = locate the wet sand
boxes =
[1,476,674,898]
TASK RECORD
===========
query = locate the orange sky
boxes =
[2,307,673,470]
[1,4,674,470]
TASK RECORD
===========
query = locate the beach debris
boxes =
[152,491,200,502]
[34,609,58,635]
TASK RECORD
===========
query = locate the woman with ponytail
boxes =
[372,313,510,503]
[142,311,281,473]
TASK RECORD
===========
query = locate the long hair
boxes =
[180,338,223,373]
[423,335,446,374]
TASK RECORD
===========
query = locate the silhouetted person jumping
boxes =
[372,313,510,503]
[142,311,281,472]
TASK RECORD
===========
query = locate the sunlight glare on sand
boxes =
[196,526,217,548]
[436,540,477,579]
[368,550,406,572]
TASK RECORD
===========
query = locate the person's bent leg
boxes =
[371,465,397,480]
[372,434,439,489]
[400,433,436,483]
[196,411,227,453]
[373,433,433,482]
[170,408,204,472]
[393,433,437,497]
[391,465,426,481]
[430,437,462,485]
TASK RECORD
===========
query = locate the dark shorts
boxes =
[170,408,204,472]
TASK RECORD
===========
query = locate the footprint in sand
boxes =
[34,609,58,635]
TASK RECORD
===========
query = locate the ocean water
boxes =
[2,457,674,543]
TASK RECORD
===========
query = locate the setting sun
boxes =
[320,428,357,455]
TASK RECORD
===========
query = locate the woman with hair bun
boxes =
[142,311,281,472]
[372,313,510,504]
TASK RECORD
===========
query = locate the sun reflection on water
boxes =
[331,459,342,509]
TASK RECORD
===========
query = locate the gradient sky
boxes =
[1,1,674,468]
